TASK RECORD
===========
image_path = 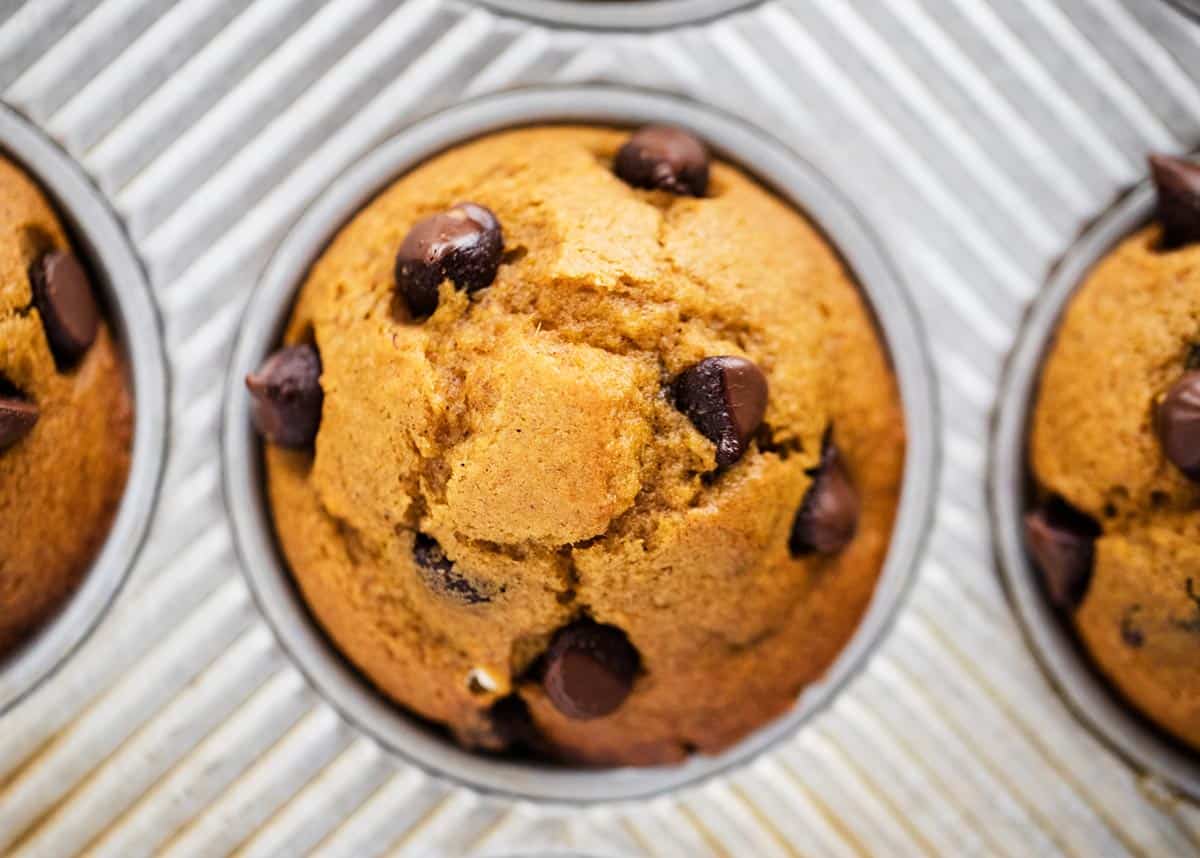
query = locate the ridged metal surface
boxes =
[1,0,1199,855]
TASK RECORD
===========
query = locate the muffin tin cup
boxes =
[472,0,759,29]
[0,104,167,714]
[223,85,939,804]
[989,178,1200,804]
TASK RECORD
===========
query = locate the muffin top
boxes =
[0,156,132,658]
[1028,154,1200,751]
[262,125,904,765]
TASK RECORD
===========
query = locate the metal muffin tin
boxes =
[1164,0,1200,21]
[989,176,1200,804]
[223,85,938,804]
[0,103,166,715]
[6,0,1200,853]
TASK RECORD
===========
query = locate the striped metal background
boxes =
[0,0,1198,855]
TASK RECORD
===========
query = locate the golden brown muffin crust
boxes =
[1031,224,1200,751]
[267,126,904,765]
[0,156,132,658]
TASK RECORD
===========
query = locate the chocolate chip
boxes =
[789,436,859,556]
[1120,605,1145,648]
[30,250,98,368]
[412,533,490,605]
[1157,370,1200,480]
[1150,154,1200,250]
[614,125,710,197]
[245,344,323,448]
[1024,498,1100,611]
[673,356,768,467]
[0,395,37,450]
[542,620,639,720]
[487,694,540,750]
[394,202,503,317]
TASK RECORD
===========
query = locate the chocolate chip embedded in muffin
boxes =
[487,693,541,750]
[413,533,491,605]
[1156,370,1200,480]
[29,250,99,368]
[246,344,323,448]
[0,393,37,450]
[394,202,503,317]
[673,356,768,467]
[790,436,859,556]
[1024,498,1100,611]
[542,620,639,720]
[614,125,709,197]
[1150,154,1200,250]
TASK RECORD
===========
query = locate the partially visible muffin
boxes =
[1027,154,1200,751]
[255,125,905,766]
[0,157,132,658]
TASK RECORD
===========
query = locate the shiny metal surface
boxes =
[1,0,1200,854]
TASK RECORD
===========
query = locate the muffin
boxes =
[251,125,905,766]
[0,156,132,659]
[1026,154,1200,752]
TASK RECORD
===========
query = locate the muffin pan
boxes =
[223,85,938,803]
[4,1,1200,853]
[0,103,166,714]
[990,176,1200,803]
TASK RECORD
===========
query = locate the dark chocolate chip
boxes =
[789,437,859,556]
[673,356,768,467]
[1024,498,1100,611]
[1150,154,1200,250]
[542,620,639,720]
[245,344,323,448]
[1157,370,1200,480]
[412,533,490,605]
[614,125,709,197]
[0,395,38,450]
[487,694,540,750]
[1120,605,1145,648]
[30,250,98,368]
[394,202,503,317]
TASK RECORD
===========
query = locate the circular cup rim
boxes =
[988,176,1200,803]
[222,84,939,804]
[0,103,168,714]
[470,0,760,30]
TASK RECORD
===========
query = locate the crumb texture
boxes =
[1031,224,1200,750]
[268,126,904,765]
[0,156,131,658]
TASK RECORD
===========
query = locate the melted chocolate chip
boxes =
[0,394,38,450]
[673,356,768,467]
[394,202,503,317]
[1157,370,1200,480]
[542,620,639,720]
[1024,498,1100,611]
[487,694,540,750]
[1150,154,1200,250]
[1120,605,1145,648]
[412,533,491,605]
[30,250,98,368]
[614,126,710,197]
[789,436,859,556]
[245,344,323,448]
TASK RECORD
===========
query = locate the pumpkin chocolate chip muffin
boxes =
[1026,154,1200,752]
[251,125,905,766]
[0,156,132,659]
